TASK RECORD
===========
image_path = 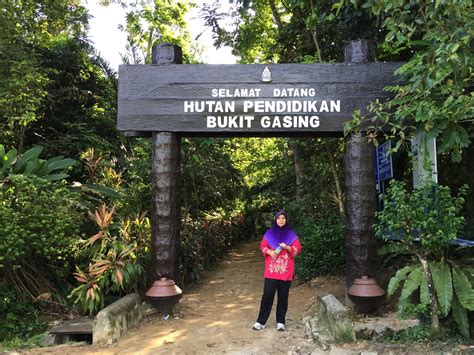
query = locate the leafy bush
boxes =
[295,215,345,281]
[376,180,467,256]
[376,179,473,337]
[70,204,145,315]
[0,284,46,341]
[0,175,83,297]
[179,210,253,287]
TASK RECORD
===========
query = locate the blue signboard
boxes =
[375,141,393,192]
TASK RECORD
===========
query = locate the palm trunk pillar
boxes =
[149,44,182,286]
[343,40,377,301]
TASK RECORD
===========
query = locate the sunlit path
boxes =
[29,239,320,354]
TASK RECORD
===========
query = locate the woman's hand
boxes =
[267,249,277,259]
[279,242,291,252]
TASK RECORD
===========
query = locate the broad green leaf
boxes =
[13,146,43,173]
[23,158,39,176]
[3,148,17,171]
[35,160,50,177]
[400,266,422,302]
[452,294,470,339]
[420,275,430,305]
[431,261,453,317]
[450,43,460,53]
[331,2,342,11]
[452,266,474,311]
[82,183,121,199]
[0,145,4,163]
[46,156,65,164]
[45,158,76,174]
[388,265,414,298]
[463,268,474,285]
[44,173,69,181]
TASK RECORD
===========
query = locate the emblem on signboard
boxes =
[261,66,272,82]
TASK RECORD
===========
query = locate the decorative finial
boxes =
[261,66,272,82]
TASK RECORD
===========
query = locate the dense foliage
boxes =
[0,175,83,297]
[0,0,88,150]
[115,0,199,64]
[344,0,473,162]
[376,180,473,336]
[376,181,467,257]
[0,285,46,341]
[295,216,345,281]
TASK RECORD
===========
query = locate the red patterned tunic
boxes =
[260,237,302,281]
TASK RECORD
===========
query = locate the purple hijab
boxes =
[263,211,298,249]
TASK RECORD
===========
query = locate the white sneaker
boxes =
[252,322,266,330]
[277,323,285,331]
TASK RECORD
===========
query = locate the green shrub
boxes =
[0,284,46,341]
[381,324,464,344]
[69,204,145,315]
[295,215,345,281]
[0,175,83,297]
[376,179,472,337]
[179,210,253,287]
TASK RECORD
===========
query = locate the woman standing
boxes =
[252,211,302,331]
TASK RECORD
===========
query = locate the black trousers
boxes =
[256,278,292,325]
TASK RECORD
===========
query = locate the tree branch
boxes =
[269,0,283,29]
[308,0,322,62]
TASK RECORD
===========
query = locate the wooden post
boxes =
[149,44,182,285]
[343,40,377,300]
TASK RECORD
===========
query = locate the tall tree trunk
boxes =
[324,141,344,217]
[287,139,304,200]
[146,28,155,63]
[18,125,26,153]
[418,256,440,329]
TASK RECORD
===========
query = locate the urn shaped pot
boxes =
[145,277,183,314]
[347,276,385,314]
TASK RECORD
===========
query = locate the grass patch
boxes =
[334,323,356,343]
[380,324,465,344]
[0,334,45,352]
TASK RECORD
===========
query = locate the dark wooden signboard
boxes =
[118,63,402,136]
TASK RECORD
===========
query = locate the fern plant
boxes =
[376,179,473,337]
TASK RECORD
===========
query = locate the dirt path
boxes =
[32,239,325,354]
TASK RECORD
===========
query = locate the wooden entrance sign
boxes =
[118,60,401,136]
[118,41,402,296]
